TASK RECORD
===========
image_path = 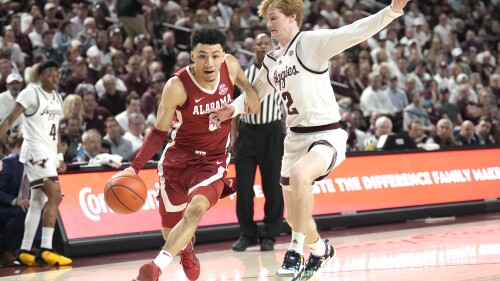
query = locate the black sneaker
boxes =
[260,238,275,251]
[301,240,336,280]
[232,235,257,252]
[275,250,305,280]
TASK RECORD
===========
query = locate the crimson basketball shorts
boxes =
[156,144,234,228]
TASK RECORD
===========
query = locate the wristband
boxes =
[58,153,64,161]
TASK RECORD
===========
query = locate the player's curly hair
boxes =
[258,0,304,27]
[191,28,227,49]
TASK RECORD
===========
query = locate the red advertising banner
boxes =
[58,149,500,239]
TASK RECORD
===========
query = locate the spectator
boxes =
[141,73,166,118]
[455,120,478,146]
[59,46,82,88]
[60,93,84,125]
[360,72,397,118]
[435,87,462,126]
[456,84,483,124]
[0,73,24,132]
[473,116,495,145]
[70,3,88,38]
[86,46,102,84]
[426,118,456,147]
[403,91,433,132]
[35,30,64,66]
[28,16,46,49]
[407,120,428,146]
[109,28,126,55]
[486,73,500,107]
[62,117,83,162]
[342,111,368,151]
[123,112,145,153]
[81,87,112,136]
[95,64,128,98]
[53,20,72,57]
[364,116,393,151]
[116,0,152,48]
[2,27,26,73]
[433,61,451,90]
[98,74,127,116]
[157,31,180,77]
[123,55,149,97]
[385,74,409,113]
[449,48,471,77]
[74,129,102,162]
[95,29,112,65]
[43,2,62,29]
[10,14,33,62]
[103,117,133,161]
[64,56,88,95]
[116,93,141,131]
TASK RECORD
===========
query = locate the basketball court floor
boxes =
[1,212,499,280]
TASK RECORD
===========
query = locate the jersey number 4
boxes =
[282,91,299,115]
[49,124,57,141]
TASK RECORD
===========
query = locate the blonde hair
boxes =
[258,0,304,27]
[62,94,84,121]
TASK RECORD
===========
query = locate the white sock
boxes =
[21,189,47,251]
[308,238,326,257]
[153,250,173,270]
[288,231,306,255]
[41,227,54,249]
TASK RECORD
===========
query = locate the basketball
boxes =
[104,172,147,214]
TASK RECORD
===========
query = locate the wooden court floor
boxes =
[1,212,499,280]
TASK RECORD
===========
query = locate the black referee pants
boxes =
[235,120,284,240]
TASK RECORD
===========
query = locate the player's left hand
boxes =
[391,0,410,12]
[57,161,67,174]
[208,103,235,128]
[0,160,2,172]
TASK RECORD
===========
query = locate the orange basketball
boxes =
[104,172,147,214]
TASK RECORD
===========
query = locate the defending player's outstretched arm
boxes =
[225,54,260,114]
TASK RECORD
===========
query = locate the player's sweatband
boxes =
[230,94,246,118]
[58,153,64,161]
[130,127,168,173]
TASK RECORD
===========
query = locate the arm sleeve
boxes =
[129,127,168,173]
[298,7,403,70]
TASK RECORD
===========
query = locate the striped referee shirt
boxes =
[241,64,283,124]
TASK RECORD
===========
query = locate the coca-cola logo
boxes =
[79,183,161,221]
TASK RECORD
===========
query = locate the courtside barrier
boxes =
[55,147,500,256]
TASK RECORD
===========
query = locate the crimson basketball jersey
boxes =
[171,62,234,154]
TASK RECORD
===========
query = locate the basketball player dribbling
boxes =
[0,60,72,266]
[123,28,260,281]
[209,0,410,280]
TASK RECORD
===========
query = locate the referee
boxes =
[231,33,284,252]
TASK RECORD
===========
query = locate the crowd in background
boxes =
[0,0,498,165]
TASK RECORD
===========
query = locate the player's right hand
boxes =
[122,167,136,174]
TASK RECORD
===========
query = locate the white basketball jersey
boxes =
[262,32,341,127]
[16,85,63,161]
